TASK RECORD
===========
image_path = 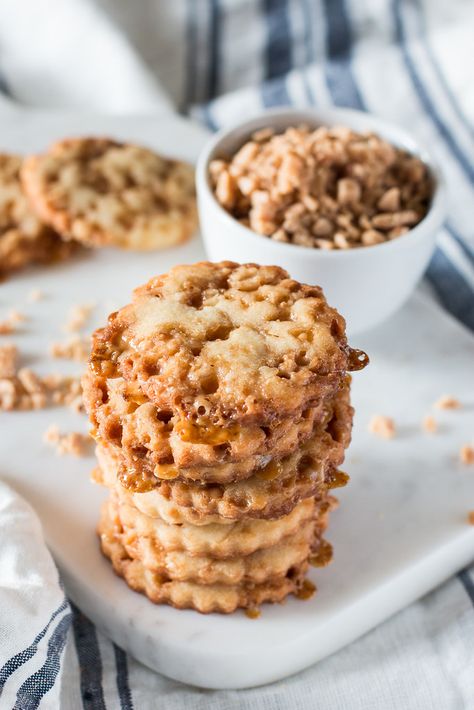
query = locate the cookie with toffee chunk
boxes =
[85,261,366,434]
[21,138,197,250]
[99,501,313,614]
[0,153,77,279]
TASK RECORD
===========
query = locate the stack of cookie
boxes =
[83,262,367,614]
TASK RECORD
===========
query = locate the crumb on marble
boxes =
[0,344,18,379]
[0,318,15,335]
[50,335,90,363]
[43,425,90,456]
[0,350,83,411]
[460,445,474,466]
[8,309,26,323]
[422,415,438,434]
[63,303,94,332]
[434,395,461,410]
[28,288,44,302]
[368,415,395,439]
[0,309,28,335]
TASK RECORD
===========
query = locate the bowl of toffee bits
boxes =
[196,107,446,334]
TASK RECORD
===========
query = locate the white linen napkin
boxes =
[0,482,71,709]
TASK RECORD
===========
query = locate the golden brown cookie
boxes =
[94,404,350,525]
[0,153,77,279]
[86,262,367,427]
[107,492,317,558]
[83,373,332,480]
[102,497,321,585]
[99,502,311,613]
[21,138,197,250]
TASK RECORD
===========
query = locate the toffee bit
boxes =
[63,303,95,332]
[43,426,90,457]
[348,348,369,371]
[0,319,15,335]
[0,344,18,378]
[434,395,461,410]
[28,288,44,302]
[50,335,90,362]
[422,415,438,434]
[460,445,474,466]
[369,415,396,440]
[8,309,27,323]
[468,511,474,526]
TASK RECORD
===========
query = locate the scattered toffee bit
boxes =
[467,511,474,526]
[43,424,90,456]
[28,288,44,302]
[0,310,27,335]
[210,125,432,250]
[460,445,474,466]
[368,415,395,440]
[348,348,370,372]
[326,469,349,489]
[0,349,83,412]
[422,415,438,434]
[50,335,90,362]
[63,303,95,332]
[434,395,461,410]
[0,319,15,335]
[0,344,18,379]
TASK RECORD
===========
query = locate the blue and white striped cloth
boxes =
[0,1,473,707]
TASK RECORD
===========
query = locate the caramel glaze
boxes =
[326,469,349,490]
[245,608,261,619]
[295,579,316,600]
[309,539,333,568]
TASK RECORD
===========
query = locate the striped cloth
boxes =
[0,1,473,707]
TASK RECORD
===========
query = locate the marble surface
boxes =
[1,114,474,690]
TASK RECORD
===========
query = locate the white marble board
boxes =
[1,114,473,690]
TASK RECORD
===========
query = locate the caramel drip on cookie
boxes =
[245,608,261,619]
[295,579,316,600]
[326,470,349,489]
[256,460,283,481]
[347,348,369,372]
[309,540,333,568]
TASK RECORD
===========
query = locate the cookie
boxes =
[107,493,317,558]
[0,153,77,279]
[94,379,351,520]
[102,497,323,586]
[85,261,366,432]
[83,373,330,480]
[99,503,310,613]
[21,138,197,250]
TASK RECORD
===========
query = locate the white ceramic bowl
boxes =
[196,108,446,335]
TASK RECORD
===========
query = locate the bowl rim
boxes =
[196,106,447,259]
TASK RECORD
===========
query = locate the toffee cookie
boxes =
[21,138,197,250]
[101,497,328,587]
[0,153,77,279]
[86,261,367,428]
[84,374,352,485]
[99,502,313,613]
